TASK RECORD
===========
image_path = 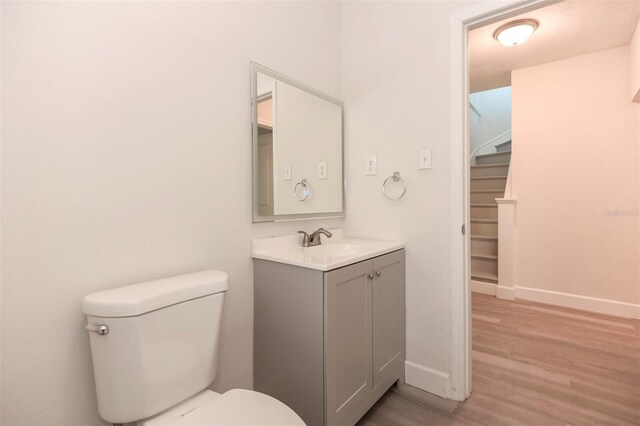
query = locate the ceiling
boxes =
[469,0,640,93]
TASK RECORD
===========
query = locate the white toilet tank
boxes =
[81,270,229,424]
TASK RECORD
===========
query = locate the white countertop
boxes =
[251,229,404,271]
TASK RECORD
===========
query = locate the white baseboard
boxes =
[471,280,496,295]
[405,361,451,399]
[496,285,516,300]
[515,285,640,319]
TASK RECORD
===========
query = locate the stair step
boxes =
[471,253,498,260]
[470,176,507,191]
[470,219,498,237]
[495,140,512,153]
[476,151,511,165]
[471,204,498,220]
[471,236,498,256]
[471,255,498,276]
[470,190,503,204]
[471,271,498,284]
[471,235,497,241]
[470,163,509,178]
[470,163,510,168]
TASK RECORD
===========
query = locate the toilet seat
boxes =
[140,389,305,426]
[175,389,305,426]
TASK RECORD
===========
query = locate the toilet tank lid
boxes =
[81,270,228,318]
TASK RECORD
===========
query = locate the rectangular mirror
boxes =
[251,62,345,223]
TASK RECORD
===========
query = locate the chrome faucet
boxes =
[297,228,333,247]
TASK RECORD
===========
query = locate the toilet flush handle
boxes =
[85,324,109,335]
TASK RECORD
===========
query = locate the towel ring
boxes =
[382,171,406,201]
[294,178,311,201]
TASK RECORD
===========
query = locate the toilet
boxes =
[82,270,305,425]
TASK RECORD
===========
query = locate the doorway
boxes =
[450,0,566,401]
[451,1,639,400]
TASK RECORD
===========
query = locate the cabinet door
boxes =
[324,260,372,426]
[372,250,405,389]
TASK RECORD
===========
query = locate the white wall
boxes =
[341,0,478,397]
[469,86,512,156]
[0,1,3,421]
[630,18,640,102]
[1,2,342,424]
[511,46,640,309]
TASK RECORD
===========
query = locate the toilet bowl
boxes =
[140,389,304,426]
[82,270,304,425]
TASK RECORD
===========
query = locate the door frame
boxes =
[448,0,561,401]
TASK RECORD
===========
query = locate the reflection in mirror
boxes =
[252,63,344,222]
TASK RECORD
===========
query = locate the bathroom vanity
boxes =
[252,231,405,426]
[249,66,404,425]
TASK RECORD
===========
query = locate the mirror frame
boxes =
[251,62,346,223]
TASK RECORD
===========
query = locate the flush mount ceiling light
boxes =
[493,19,539,47]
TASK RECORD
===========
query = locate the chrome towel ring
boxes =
[294,178,311,201]
[382,171,406,201]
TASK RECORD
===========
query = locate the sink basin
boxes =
[303,243,366,263]
[252,230,404,271]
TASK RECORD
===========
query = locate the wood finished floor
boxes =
[358,293,640,425]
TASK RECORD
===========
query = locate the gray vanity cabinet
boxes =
[254,249,405,426]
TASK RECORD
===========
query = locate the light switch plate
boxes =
[318,161,327,179]
[419,149,432,170]
[365,156,377,176]
[284,165,292,180]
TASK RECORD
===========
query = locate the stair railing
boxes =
[470,129,511,164]
[470,102,481,117]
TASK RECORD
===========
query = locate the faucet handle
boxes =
[297,230,311,247]
[320,228,332,238]
[311,228,333,238]
[308,228,333,246]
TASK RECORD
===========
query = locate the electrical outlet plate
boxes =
[365,156,377,176]
[419,149,432,170]
[318,161,327,179]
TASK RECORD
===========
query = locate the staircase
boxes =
[470,141,511,285]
